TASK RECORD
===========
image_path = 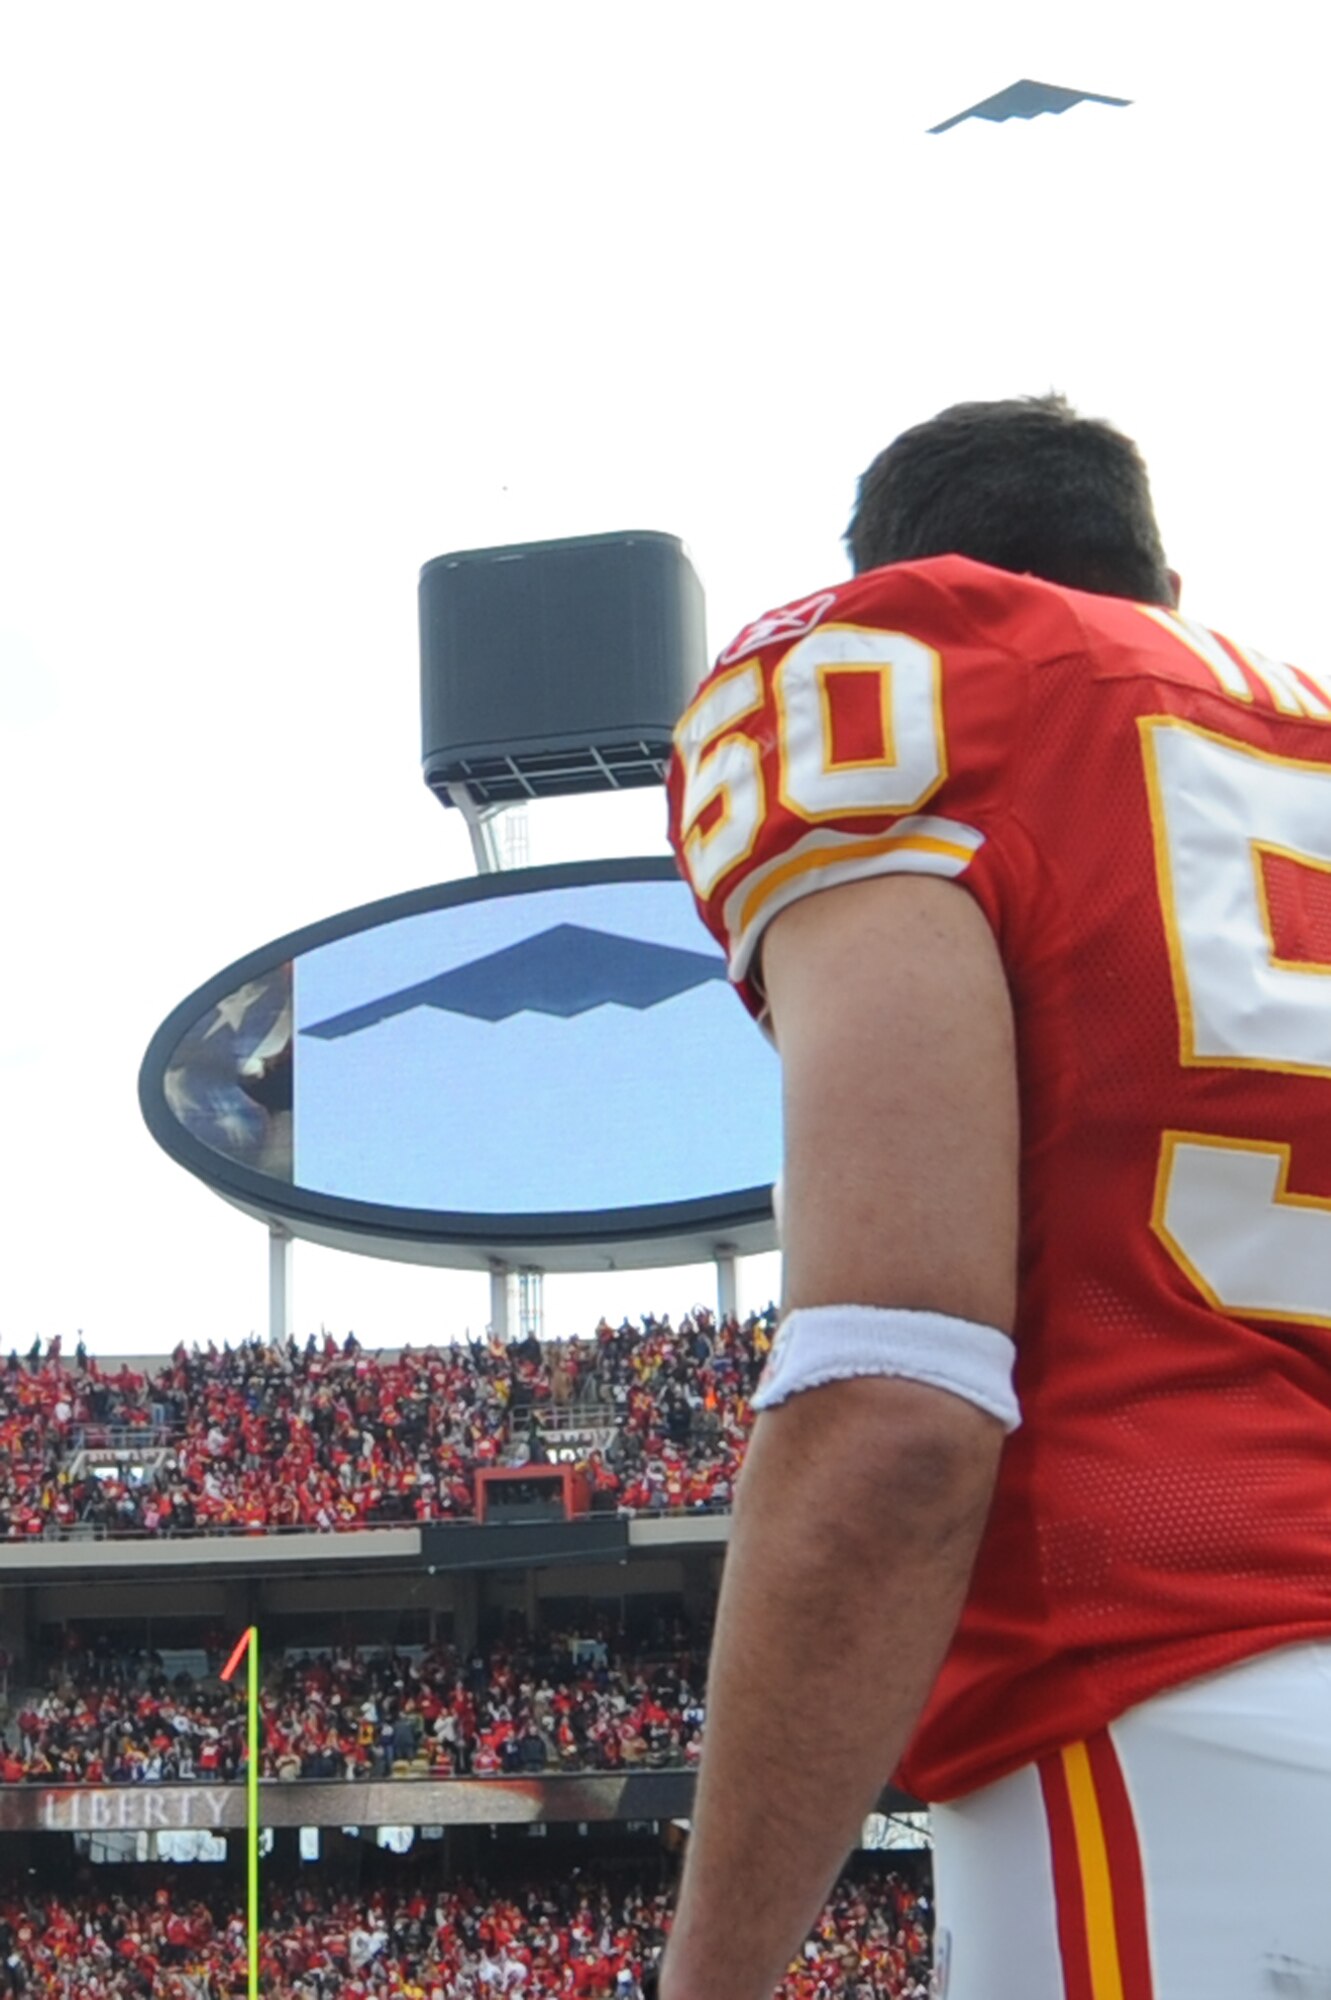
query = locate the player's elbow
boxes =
[860,1381,1005,1540]
[738,1375,1005,1555]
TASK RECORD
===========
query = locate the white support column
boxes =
[489,1263,510,1342]
[715,1245,738,1323]
[517,1270,544,1343]
[268,1223,293,1344]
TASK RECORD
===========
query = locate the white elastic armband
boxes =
[751,1305,1021,1432]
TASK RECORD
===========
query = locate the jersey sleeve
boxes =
[666,560,1037,1019]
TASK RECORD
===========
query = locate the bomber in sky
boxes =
[929,78,1132,134]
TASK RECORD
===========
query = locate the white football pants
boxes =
[931,1642,1331,2000]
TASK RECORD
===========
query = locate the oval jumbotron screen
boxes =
[139,858,781,1270]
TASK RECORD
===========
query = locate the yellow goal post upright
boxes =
[220,1625,260,2000]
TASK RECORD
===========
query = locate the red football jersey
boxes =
[667,554,1331,1800]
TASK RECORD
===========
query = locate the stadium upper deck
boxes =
[0,1310,771,1542]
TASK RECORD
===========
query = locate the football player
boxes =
[661,395,1331,1999]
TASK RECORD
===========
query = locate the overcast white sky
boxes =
[3,2,1328,1354]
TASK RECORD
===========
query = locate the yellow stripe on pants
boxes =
[1062,1741,1126,2000]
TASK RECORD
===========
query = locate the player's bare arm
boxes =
[660,875,1018,2000]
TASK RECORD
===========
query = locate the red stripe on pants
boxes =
[1086,1730,1154,2000]
[1039,1750,1097,2000]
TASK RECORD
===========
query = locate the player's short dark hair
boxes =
[845,393,1173,605]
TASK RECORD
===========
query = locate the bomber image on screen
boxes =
[141,859,781,1270]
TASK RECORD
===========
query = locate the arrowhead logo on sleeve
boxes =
[718,592,838,667]
[303,924,728,1038]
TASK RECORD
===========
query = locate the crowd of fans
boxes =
[0,1867,931,1999]
[0,1314,773,1542]
[2,1629,709,1787]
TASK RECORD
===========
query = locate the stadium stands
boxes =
[0,1863,932,1997]
[0,1313,773,1541]
[6,1629,709,1785]
[0,1313,936,1995]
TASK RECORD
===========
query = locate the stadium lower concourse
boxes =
[0,1848,932,1999]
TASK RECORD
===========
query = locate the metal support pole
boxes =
[715,1246,738,1323]
[453,784,525,1350]
[489,1263,510,1342]
[268,1224,292,1344]
[445,783,504,874]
